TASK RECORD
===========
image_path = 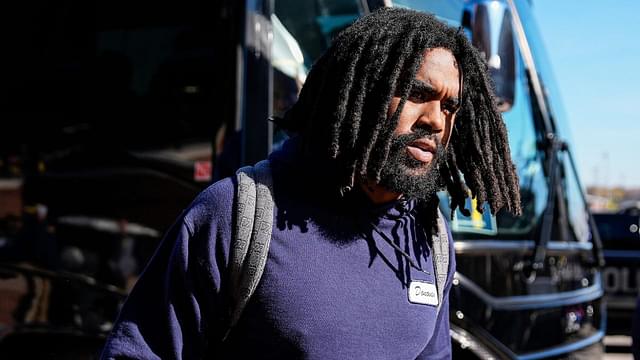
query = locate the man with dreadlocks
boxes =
[102,7,520,360]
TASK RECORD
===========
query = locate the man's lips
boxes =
[406,139,436,163]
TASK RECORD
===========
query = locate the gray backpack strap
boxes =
[433,209,450,312]
[226,160,274,339]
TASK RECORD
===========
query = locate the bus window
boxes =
[561,152,591,243]
[271,0,364,148]
[275,0,364,68]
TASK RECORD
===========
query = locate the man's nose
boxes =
[414,102,444,133]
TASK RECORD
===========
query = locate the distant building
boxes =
[587,186,640,213]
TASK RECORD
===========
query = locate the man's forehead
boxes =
[421,48,459,71]
[406,48,461,100]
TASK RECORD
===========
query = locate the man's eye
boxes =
[442,101,459,115]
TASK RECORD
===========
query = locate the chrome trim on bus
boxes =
[450,324,516,359]
[451,322,604,360]
[1,263,127,297]
[517,330,604,360]
[455,272,603,310]
[454,240,592,255]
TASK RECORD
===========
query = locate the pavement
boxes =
[604,336,633,360]
[606,355,632,360]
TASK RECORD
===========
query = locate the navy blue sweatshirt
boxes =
[101,138,455,359]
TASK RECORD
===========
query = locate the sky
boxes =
[530,0,640,189]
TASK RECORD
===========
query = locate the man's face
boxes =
[378,48,461,199]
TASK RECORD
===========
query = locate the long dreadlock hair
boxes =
[277,7,521,217]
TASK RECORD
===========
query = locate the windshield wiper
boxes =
[526,133,605,279]
[529,133,566,275]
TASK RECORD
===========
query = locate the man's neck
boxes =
[360,180,403,205]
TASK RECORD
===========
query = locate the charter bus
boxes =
[0,0,604,358]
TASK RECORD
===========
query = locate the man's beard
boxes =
[377,131,446,201]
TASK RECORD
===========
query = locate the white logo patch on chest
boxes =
[408,281,439,306]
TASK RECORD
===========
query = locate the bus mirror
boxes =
[468,0,516,112]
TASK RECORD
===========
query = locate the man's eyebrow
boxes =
[412,79,460,108]
[410,79,436,95]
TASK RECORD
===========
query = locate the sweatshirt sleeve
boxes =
[416,222,456,360]
[100,178,235,360]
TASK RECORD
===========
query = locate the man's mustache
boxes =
[392,130,443,152]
